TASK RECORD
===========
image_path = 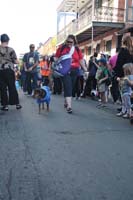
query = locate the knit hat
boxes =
[0,34,10,42]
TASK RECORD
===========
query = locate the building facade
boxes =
[37,36,57,57]
[56,0,133,61]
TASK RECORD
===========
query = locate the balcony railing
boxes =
[94,6,125,22]
[57,6,125,44]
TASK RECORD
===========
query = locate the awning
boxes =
[76,22,125,43]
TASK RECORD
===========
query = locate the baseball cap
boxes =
[0,34,10,42]
[98,58,107,64]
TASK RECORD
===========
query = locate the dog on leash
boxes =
[33,84,51,114]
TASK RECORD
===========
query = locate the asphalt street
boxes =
[0,91,133,200]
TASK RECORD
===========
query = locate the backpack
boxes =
[52,46,75,77]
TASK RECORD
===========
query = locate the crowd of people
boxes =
[0,33,133,121]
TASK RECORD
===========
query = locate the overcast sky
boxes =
[0,0,62,56]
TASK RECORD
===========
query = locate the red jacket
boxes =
[55,45,83,69]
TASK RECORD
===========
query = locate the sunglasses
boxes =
[30,46,35,48]
[66,40,73,44]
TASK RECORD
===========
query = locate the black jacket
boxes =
[114,47,133,77]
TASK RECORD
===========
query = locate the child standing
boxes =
[14,66,21,91]
[116,63,133,118]
[95,58,108,107]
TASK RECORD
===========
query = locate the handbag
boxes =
[52,46,75,77]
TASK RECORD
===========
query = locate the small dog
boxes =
[33,85,51,114]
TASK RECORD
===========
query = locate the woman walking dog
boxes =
[55,34,88,114]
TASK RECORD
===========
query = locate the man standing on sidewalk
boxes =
[23,44,39,96]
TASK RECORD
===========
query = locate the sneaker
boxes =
[16,104,22,110]
[1,106,8,111]
[67,108,72,114]
[123,113,130,119]
[64,103,68,108]
[116,111,124,117]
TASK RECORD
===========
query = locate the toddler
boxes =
[117,63,133,118]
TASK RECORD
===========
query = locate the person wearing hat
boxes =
[0,33,22,111]
[95,57,109,107]
[23,44,39,96]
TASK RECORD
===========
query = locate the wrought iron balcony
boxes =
[57,6,125,44]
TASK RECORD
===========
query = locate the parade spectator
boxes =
[39,55,51,84]
[108,48,119,71]
[73,66,84,100]
[108,48,119,103]
[50,54,62,95]
[55,34,88,113]
[0,33,22,111]
[116,63,133,118]
[95,58,109,107]
[23,44,39,96]
[14,65,21,91]
[82,52,98,98]
[114,35,133,78]
[113,35,133,106]
[20,63,27,94]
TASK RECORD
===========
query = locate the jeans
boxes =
[122,93,131,114]
[26,72,38,94]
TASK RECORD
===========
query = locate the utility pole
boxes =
[76,0,79,19]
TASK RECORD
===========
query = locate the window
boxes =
[81,49,85,54]
[88,46,92,55]
[105,40,112,53]
[96,43,100,53]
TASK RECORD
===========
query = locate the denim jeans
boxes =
[26,72,38,94]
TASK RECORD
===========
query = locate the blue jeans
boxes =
[26,72,38,94]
